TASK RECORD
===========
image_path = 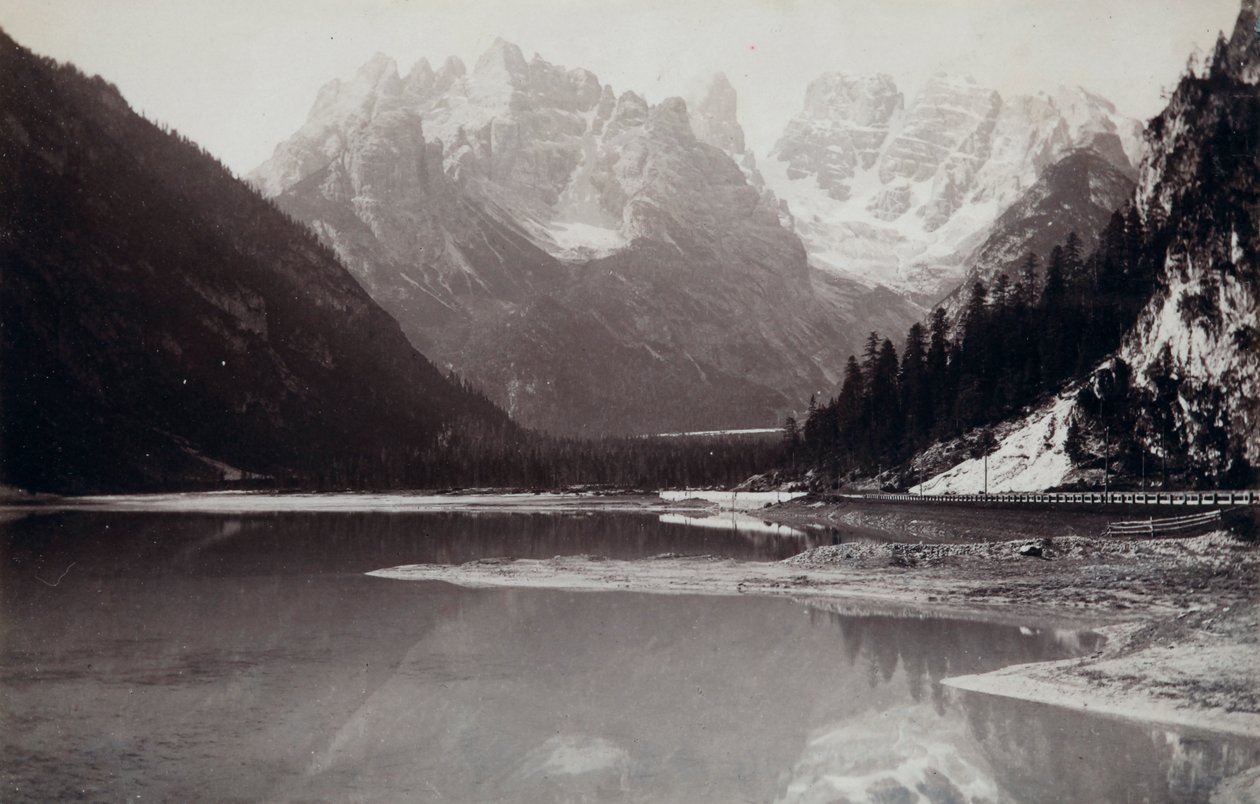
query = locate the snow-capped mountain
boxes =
[255,43,782,265]
[251,42,920,435]
[763,73,1144,301]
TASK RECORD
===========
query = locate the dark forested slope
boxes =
[0,30,510,492]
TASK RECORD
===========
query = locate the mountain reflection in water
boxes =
[2,509,1256,802]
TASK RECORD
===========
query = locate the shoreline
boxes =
[369,527,1260,740]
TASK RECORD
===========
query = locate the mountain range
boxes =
[251,42,1147,435]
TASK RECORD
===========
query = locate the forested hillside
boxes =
[790,216,1160,479]
[0,30,514,492]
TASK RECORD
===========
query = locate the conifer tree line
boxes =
[252,426,786,492]
[788,209,1167,480]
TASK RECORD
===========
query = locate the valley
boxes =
[1,1,1256,801]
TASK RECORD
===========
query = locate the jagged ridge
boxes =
[251,41,920,435]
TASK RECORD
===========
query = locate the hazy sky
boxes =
[1,0,1242,175]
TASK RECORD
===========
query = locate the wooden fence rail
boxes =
[851,490,1259,506]
[1104,509,1222,537]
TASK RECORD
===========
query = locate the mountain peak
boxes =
[439,55,466,78]
[356,51,398,80]
[605,90,648,136]
[346,51,400,103]
[650,96,694,139]
[927,71,979,86]
[698,71,735,94]
[406,57,434,82]
[474,37,527,76]
[1224,0,1259,82]
[797,73,901,119]
[687,72,745,153]
[1051,84,1117,114]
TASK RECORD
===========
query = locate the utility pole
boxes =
[984,451,988,496]
[1104,426,1110,498]
[1161,427,1167,487]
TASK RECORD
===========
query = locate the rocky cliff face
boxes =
[1120,2,1260,479]
[764,74,1144,301]
[252,43,919,435]
[0,31,510,492]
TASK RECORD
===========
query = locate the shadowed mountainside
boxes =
[0,30,511,492]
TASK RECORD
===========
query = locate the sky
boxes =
[0,0,1242,175]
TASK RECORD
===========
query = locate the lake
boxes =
[2,507,1256,802]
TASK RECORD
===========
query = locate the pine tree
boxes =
[926,308,953,437]
[1019,252,1040,306]
[861,331,883,384]
[1063,231,1084,278]
[1043,245,1067,305]
[992,272,1014,310]
[871,338,902,461]
[899,322,931,446]
[836,355,866,463]
[782,416,802,469]
[958,281,990,391]
[1040,244,1071,387]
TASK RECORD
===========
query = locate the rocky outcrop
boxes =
[687,72,745,154]
[764,73,1144,300]
[772,73,902,201]
[1120,2,1260,478]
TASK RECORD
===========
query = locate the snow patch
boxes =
[545,221,628,258]
[912,394,1077,494]
[520,735,629,778]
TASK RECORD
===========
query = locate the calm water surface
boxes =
[2,509,1256,802]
